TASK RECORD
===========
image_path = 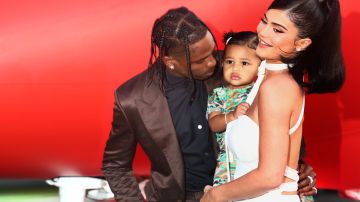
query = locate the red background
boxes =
[0,0,359,191]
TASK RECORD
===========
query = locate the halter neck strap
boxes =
[246,60,291,105]
[265,62,289,71]
[245,60,266,105]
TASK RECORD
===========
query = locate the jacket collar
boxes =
[135,71,185,192]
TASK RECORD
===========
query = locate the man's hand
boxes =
[139,179,149,200]
[298,163,317,196]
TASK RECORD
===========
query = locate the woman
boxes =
[201,0,345,201]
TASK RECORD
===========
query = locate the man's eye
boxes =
[195,60,204,64]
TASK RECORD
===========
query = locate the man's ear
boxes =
[163,56,172,67]
[163,56,178,70]
[295,38,312,52]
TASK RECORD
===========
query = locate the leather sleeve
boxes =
[102,91,143,202]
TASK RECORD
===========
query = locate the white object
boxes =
[344,189,360,200]
[46,177,114,202]
[307,175,314,184]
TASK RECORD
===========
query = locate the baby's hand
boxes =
[234,102,250,118]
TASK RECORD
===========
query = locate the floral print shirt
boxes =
[207,85,253,186]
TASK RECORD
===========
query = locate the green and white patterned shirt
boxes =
[207,85,253,186]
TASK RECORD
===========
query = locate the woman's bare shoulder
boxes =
[261,74,300,96]
[259,73,302,109]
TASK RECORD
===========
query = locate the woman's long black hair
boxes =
[269,0,345,94]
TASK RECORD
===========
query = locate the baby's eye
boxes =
[224,59,234,65]
[242,61,250,66]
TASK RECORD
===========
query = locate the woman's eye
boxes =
[273,28,284,33]
[260,18,267,24]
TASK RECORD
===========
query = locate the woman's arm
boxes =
[202,78,294,202]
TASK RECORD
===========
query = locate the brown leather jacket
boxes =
[102,68,222,202]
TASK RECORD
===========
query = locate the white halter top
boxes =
[225,61,304,197]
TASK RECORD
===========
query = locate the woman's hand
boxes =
[201,188,219,202]
[204,185,213,193]
[200,186,227,202]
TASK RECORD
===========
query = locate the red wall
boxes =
[0,0,359,190]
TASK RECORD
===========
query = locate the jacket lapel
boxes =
[135,69,223,191]
[135,77,184,191]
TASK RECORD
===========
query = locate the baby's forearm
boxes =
[208,112,236,132]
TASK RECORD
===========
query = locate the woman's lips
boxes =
[258,39,272,48]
